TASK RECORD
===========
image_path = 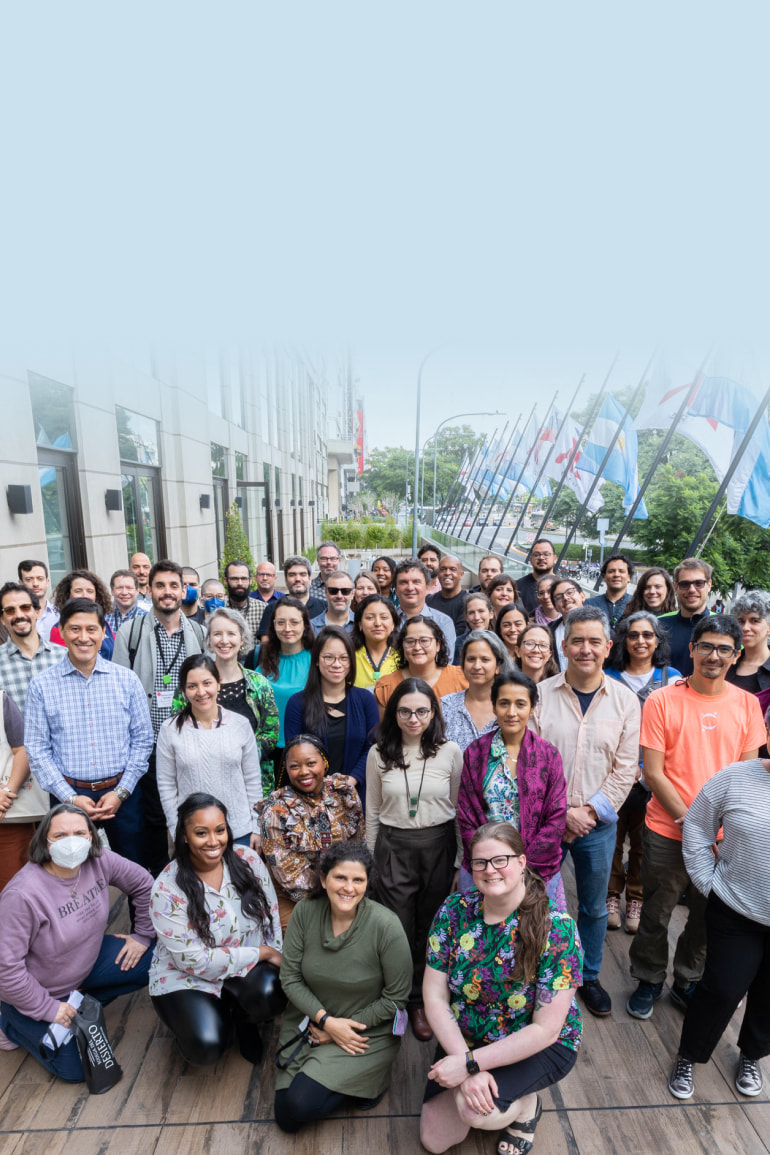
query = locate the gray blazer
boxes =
[113,610,204,708]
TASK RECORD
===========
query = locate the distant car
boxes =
[463,519,473,526]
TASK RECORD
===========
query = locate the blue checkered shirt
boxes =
[105,601,149,634]
[0,637,66,715]
[24,654,153,801]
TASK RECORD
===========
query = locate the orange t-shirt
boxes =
[374,666,469,712]
[641,680,766,842]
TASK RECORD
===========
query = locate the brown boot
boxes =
[409,1007,433,1041]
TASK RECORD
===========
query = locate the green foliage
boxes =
[361,425,484,507]
[318,518,410,551]
[218,503,256,584]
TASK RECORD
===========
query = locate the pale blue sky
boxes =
[2,1,767,442]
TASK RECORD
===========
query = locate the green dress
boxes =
[276,896,412,1097]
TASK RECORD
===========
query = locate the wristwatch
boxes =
[66,794,79,805]
[115,786,131,802]
[465,1049,480,1076]
[317,1012,330,1030]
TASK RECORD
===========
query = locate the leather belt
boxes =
[63,774,122,792]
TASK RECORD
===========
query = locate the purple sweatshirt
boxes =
[0,850,154,1021]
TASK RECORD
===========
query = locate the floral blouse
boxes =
[148,846,282,998]
[482,730,521,829]
[426,888,583,1052]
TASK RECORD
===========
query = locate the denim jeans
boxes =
[0,933,153,1082]
[561,819,616,981]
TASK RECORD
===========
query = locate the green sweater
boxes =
[277,896,412,1097]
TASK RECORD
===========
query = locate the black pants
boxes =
[151,962,285,1066]
[274,1073,380,1133]
[680,893,770,1064]
[142,747,172,878]
[373,821,456,1008]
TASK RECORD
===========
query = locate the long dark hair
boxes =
[607,611,672,671]
[309,840,375,899]
[258,596,314,679]
[470,822,550,983]
[376,676,446,770]
[393,614,450,670]
[351,594,400,650]
[300,626,356,739]
[621,567,677,618]
[173,793,273,947]
[174,654,221,731]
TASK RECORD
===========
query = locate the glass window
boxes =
[211,443,226,478]
[39,462,73,583]
[29,374,76,451]
[274,466,280,500]
[122,470,161,563]
[235,452,246,481]
[116,406,160,466]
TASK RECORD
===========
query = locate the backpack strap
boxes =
[127,614,147,670]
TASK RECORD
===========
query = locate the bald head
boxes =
[130,553,151,592]
[438,555,464,597]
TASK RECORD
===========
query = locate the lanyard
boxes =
[365,646,390,681]
[155,624,185,684]
[403,757,428,819]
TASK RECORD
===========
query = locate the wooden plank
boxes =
[163,1045,260,1124]
[155,1122,253,1154]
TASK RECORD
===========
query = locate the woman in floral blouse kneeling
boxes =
[149,792,285,1067]
[420,822,583,1155]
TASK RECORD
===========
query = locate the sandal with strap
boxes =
[497,1094,542,1155]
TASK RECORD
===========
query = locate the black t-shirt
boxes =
[324,706,347,775]
[426,590,468,634]
[573,688,599,716]
[217,678,256,731]
[517,572,548,615]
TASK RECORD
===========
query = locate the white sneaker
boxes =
[735,1053,763,1097]
[0,1028,18,1051]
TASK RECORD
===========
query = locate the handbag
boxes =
[71,994,123,1094]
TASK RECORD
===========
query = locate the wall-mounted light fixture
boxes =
[200,493,211,510]
[7,485,33,515]
[105,489,123,512]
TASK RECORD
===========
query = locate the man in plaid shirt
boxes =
[0,583,65,715]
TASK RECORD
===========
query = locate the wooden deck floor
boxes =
[1,868,768,1155]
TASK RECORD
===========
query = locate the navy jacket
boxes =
[284,685,379,808]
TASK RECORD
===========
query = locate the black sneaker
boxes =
[626,980,664,1020]
[668,1055,694,1099]
[670,982,697,1012]
[578,979,612,1017]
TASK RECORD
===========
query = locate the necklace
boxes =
[403,755,428,819]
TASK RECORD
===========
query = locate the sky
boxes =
[2,1,768,436]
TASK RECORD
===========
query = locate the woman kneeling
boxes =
[420,823,583,1155]
[149,793,285,1066]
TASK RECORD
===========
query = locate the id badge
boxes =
[156,689,174,709]
[392,1008,408,1036]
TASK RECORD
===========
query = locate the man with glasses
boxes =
[627,615,765,1021]
[310,541,344,603]
[252,560,283,629]
[549,579,586,671]
[223,560,263,636]
[659,558,713,676]
[0,583,65,714]
[310,570,355,635]
[533,606,641,1018]
[516,539,558,614]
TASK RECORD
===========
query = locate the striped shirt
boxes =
[0,637,66,715]
[683,758,770,927]
[24,654,153,800]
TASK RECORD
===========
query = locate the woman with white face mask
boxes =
[0,803,154,1080]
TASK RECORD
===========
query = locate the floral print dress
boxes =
[426,889,583,1052]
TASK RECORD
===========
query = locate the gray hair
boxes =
[204,606,254,651]
[563,605,611,643]
[460,629,514,673]
[283,554,312,576]
[731,590,770,623]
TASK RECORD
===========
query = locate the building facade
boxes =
[0,347,357,586]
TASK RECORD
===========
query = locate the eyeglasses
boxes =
[521,639,551,652]
[396,707,432,720]
[531,552,554,561]
[627,631,656,641]
[326,586,353,596]
[677,579,707,591]
[692,642,738,658]
[319,654,350,666]
[1,603,34,616]
[469,854,520,872]
[403,637,436,649]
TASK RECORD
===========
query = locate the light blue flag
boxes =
[580,395,648,518]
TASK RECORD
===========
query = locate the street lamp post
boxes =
[421,411,502,526]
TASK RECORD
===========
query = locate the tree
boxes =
[360,424,484,508]
[218,503,256,584]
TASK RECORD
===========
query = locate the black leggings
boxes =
[274,1073,348,1133]
[152,961,286,1066]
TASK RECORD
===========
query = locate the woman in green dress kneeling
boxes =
[274,842,412,1133]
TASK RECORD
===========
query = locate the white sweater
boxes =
[156,709,262,839]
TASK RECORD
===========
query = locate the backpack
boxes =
[126,614,204,670]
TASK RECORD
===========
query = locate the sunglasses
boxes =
[677,579,707,591]
[1,603,34,616]
[326,586,353,596]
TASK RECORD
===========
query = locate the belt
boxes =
[63,774,122,792]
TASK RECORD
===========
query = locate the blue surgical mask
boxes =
[204,596,226,613]
[182,585,198,605]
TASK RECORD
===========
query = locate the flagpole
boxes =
[527,362,617,563]
[463,420,510,543]
[485,403,543,554]
[605,352,711,565]
[686,385,770,556]
[437,443,478,532]
[445,434,494,538]
[458,426,504,541]
[503,382,583,556]
[555,359,647,570]
[473,416,523,545]
[440,434,489,533]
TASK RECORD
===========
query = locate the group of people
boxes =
[0,536,767,1152]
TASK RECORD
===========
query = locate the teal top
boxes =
[269,649,312,745]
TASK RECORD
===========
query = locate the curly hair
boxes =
[309,840,375,899]
[258,596,314,679]
[393,614,450,670]
[54,569,113,615]
[173,793,273,947]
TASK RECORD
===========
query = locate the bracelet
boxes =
[317,1012,330,1030]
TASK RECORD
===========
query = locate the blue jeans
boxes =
[0,933,153,1082]
[561,819,616,982]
